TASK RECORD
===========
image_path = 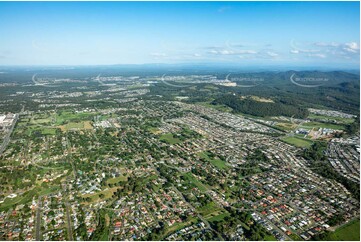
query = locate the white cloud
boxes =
[314,42,339,47]
[150,52,167,57]
[266,51,278,57]
[209,49,257,55]
[343,42,359,53]
[307,53,326,58]
[218,6,231,13]
[290,40,360,61]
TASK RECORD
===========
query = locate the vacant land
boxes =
[324,219,360,241]
[207,212,230,222]
[308,114,355,124]
[59,121,93,131]
[159,133,181,144]
[198,151,227,169]
[41,128,57,135]
[106,176,127,185]
[264,235,277,241]
[197,101,232,112]
[183,172,207,192]
[197,201,220,217]
[55,111,96,125]
[302,121,345,130]
[281,136,313,148]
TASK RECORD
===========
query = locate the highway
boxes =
[0,114,18,155]
[65,202,74,240]
[35,196,42,240]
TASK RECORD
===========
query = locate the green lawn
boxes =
[207,212,230,222]
[264,235,277,241]
[302,121,345,130]
[308,114,355,124]
[281,136,313,148]
[30,118,52,124]
[66,122,84,129]
[210,159,227,169]
[41,128,57,135]
[197,201,220,217]
[38,185,60,196]
[324,219,360,241]
[183,172,207,192]
[161,218,198,240]
[106,176,127,185]
[198,151,227,169]
[0,189,37,211]
[55,111,95,125]
[159,133,181,144]
[99,228,109,240]
[148,127,161,134]
[196,101,232,112]
[289,233,302,241]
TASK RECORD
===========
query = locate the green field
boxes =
[196,101,232,112]
[324,219,360,241]
[264,235,277,241]
[302,121,345,130]
[82,187,120,202]
[59,121,93,131]
[0,184,60,211]
[207,212,230,222]
[289,233,302,241]
[198,151,227,169]
[41,128,57,135]
[30,118,52,124]
[159,133,181,144]
[148,127,161,134]
[183,172,207,192]
[22,126,58,136]
[161,218,198,240]
[197,201,219,217]
[308,114,355,124]
[281,136,313,148]
[55,111,95,125]
[106,176,127,185]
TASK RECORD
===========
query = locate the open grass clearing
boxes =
[281,136,313,148]
[197,201,220,217]
[106,176,127,185]
[264,235,277,241]
[198,151,227,169]
[55,111,96,125]
[58,121,93,132]
[81,187,119,202]
[324,219,360,241]
[159,133,181,144]
[182,172,208,192]
[308,114,355,124]
[207,212,230,222]
[302,121,345,130]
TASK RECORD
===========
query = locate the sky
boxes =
[0,1,359,68]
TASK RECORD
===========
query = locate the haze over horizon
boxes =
[0,1,359,69]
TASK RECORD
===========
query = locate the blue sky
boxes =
[0,1,359,68]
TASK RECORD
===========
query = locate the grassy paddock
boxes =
[281,136,313,148]
[159,133,181,144]
[198,152,227,169]
[183,172,207,192]
[302,121,345,130]
[207,212,230,222]
[308,114,355,124]
[106,176,127,185]
[324,219,360,241]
